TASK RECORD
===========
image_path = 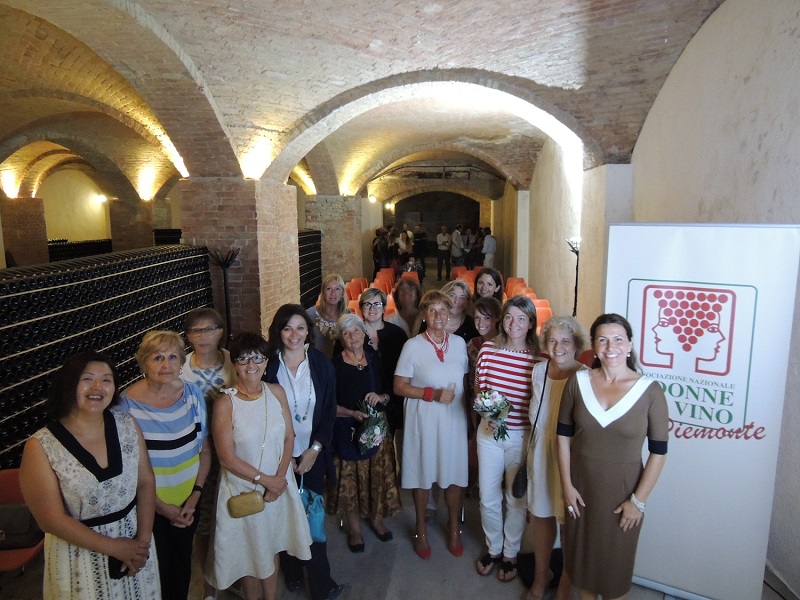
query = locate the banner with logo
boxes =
[605,224,800,600]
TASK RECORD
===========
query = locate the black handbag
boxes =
[511,361,549,499]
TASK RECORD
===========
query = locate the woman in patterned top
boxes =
[118,330,210,600]
[20,352,160,599]
[307,274,350,358]
[181,307,235,600]
[474,296,541,583]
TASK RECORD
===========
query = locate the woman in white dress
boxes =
[526,316,589,600]
[20,352,160,600]
[394,290,469,560]
[207,332,312,600]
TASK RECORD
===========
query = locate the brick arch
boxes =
[8,1,240,177]
[0,112,176,201]
[264,69,599,183]
[17,147,78,197]
[350,142,519,197]
[385,185,494,207]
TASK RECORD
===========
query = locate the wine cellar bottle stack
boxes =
[0,245,214,469]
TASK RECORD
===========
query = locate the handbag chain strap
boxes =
[224,384,269,496]
[524,361,550,458]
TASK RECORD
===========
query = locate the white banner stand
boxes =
[605,224,800,600]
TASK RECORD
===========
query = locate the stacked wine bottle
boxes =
[0,245,214,469]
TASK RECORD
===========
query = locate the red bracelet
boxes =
[422,387,434,402]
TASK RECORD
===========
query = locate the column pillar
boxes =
[515,190,530,279]
[109,196,154,250]
[304,195,362,280]
[0,197,48,266]
[579,164,632,325]
[180,177,300,334]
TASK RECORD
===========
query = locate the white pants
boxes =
[483,253,495,268]
[476,422,529,558]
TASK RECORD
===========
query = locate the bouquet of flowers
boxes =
[473,389,511,441]
[357,403,388,453]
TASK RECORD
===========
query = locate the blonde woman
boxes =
[526,316,589,600]
[307,274,350,358]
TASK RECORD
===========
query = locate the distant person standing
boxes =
[436,224,451,281]
[413,224,428,262]
[451,224,465,267]
[482,227,497,268]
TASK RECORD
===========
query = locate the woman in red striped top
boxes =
[474,295,541,582]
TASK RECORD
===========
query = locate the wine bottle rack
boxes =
[298,229,321,309]
[0,244,214,469]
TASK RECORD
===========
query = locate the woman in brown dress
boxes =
[557,313,668,600]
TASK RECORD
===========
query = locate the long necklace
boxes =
[424,331,449,362]
[344,349,367,370]
[281,352,313,422]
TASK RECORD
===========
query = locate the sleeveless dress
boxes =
[558,370,669,598]
[33,410,160,600]
[206,384,312,589]
[527,360,589,520]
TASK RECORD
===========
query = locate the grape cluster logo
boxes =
[642,285,734,376]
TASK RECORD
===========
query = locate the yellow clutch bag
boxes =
[227,490,265,518]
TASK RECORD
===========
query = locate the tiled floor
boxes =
[1,489,790,600]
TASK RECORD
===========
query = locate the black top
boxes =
[46,410,123,482]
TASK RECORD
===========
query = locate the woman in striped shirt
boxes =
[118,330,211,600]
[474,296,540,583]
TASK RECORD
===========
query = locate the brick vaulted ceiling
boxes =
[0,0,724,195]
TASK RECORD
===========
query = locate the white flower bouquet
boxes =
[473,389,511,441]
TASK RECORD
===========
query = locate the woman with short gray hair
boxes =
[327,313,402,553]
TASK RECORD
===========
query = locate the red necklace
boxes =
[424,331,449,362]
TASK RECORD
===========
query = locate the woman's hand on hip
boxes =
[613,499,643,532]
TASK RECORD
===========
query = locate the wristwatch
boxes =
[253,473,262,484]
[311,442,323,452]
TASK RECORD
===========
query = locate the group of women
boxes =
[18,265,669,600]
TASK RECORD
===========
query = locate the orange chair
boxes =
[344,281,361,301]
[524,290,538,300]
[0,468,45,573]
[535,307,553,334]
[578,349,595,367]
[458,271,475,283]
[505,277,525,293]
[385,295,397,316]
[507,282,529,297]
[353,277,368,292]
[532,298,551,311]
[347,300,362,317]
[371,279,392,295]
[451,266,467,280]
[378,268,395,284]
[400,271,419,283]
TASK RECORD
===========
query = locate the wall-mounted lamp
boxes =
[384,201,393,212]
[368,195,377,204]
[94,194,108,204]
[566,237,581,317]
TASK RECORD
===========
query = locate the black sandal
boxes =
[475,553,500,576]
[497,558,518,582]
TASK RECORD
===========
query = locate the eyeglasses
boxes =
[361,302,384,309]
[187,326,222,335]
[234,355,266,365]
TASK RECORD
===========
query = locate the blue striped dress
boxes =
[117,382,208,506]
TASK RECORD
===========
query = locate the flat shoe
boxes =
[497,559,518,582]
[326,584,346,600]
[286,580,302,592]
[348,541,365,553]
[369,521,393,542]
[475,553,500,576]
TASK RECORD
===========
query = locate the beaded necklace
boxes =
[281,350,313,422]
[424,331,450,362]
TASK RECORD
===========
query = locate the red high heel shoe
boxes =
[448,529,463,557]
[414,533,431,560]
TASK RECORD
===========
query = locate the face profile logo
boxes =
[640,285,735,376]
